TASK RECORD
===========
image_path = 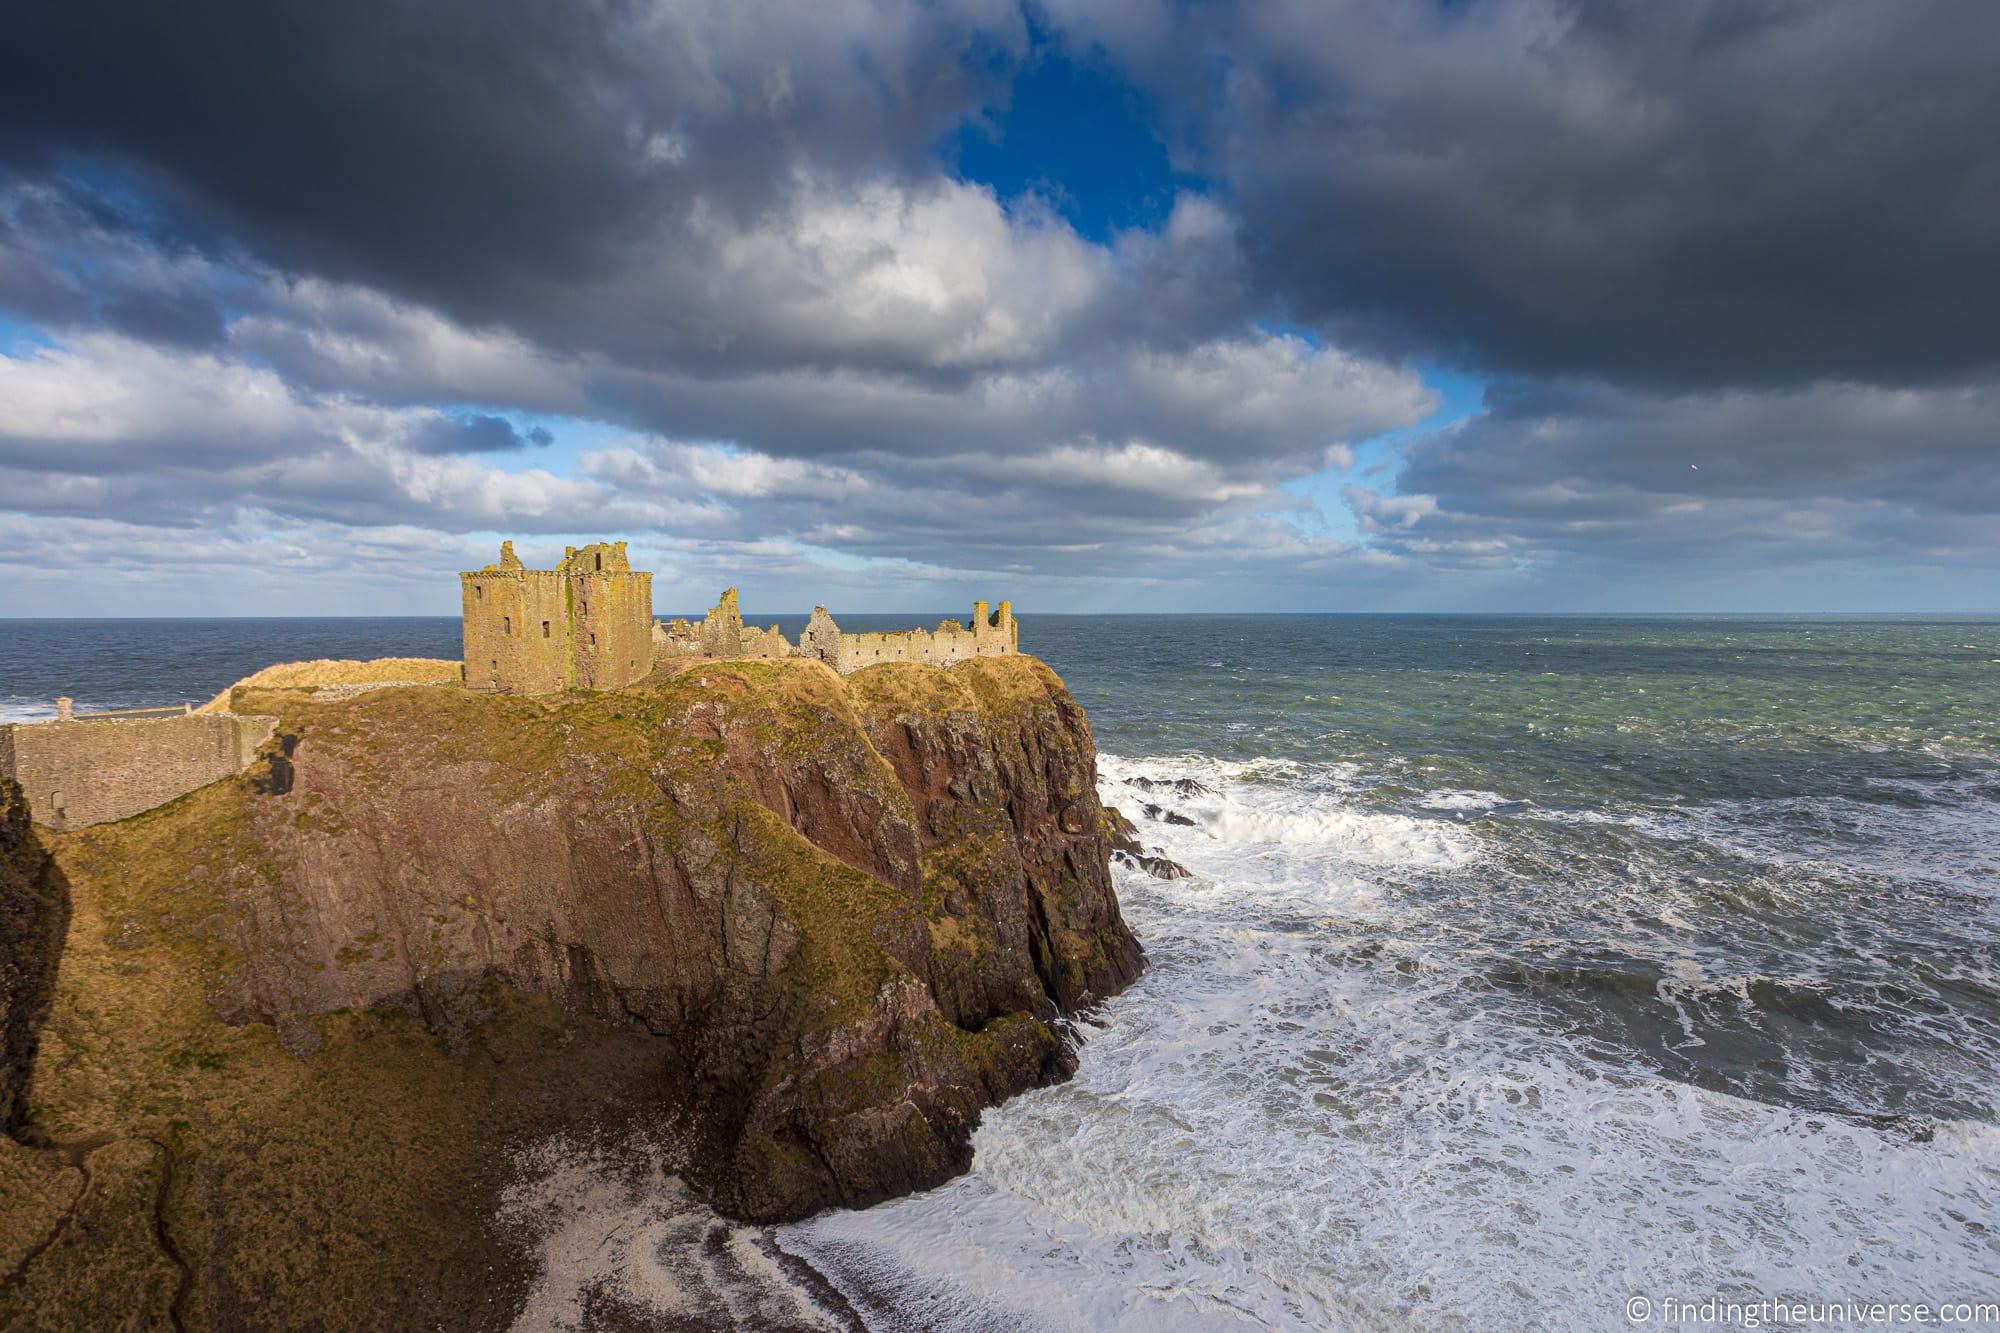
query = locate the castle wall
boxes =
[796,600,1018,674]
[0,712,279,830]
[739,624,792,659]
[698,588,745,657]
[656,619,703,657]
[462,570,574,694]
[568,569,654,690]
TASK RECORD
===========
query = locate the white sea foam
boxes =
[502,1132,852,1332]
[1098,753,1479,875]
[1416,787,1514,813]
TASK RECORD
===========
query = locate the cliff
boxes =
[0,654,1141,1326]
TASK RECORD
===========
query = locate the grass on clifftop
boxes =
[197,656,461,712]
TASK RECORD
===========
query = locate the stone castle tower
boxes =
[460,540,654,695]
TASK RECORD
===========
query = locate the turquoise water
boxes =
[6,615,1998,1327]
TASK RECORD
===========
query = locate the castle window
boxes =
[595,553,602,571]
[589,633,597,648]
[542,621,551,638]
[503,615,512,635]
[475,584,483,601]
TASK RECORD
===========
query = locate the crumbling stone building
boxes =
[461,541,654,695]
[657,588,1019,674]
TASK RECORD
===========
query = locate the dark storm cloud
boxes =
[97,289,227,347]
[1055,0,2000,388]
[0,0,1031,368]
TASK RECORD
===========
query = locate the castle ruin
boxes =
[656,588,1018,673]
[465,543,1017,689]
[460,540,654,695]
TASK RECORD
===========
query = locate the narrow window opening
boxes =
[595,553,602,571]
[542,621,551,638]
[503,615,511,635]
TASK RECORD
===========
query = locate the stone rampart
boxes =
[0,711,280,830]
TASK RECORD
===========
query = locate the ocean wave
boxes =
[1098,752,1479,873]
[792,890,2000,1330]
[1416,787,1515,813]
[0,698,54,724]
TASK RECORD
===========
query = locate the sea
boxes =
[4,614,1998,1330]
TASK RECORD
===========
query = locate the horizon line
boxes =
[4,610,1999,622]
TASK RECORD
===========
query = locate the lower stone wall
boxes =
[829,626,1015,672]
[0,712,279,830]
[738,625,792,659]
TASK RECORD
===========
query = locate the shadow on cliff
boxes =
[1,775,70,1138]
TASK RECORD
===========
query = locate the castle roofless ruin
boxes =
[656,588,1018,674]
[461,539,1017,691]
[458,540,1018,693]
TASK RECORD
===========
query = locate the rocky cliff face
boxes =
[197,654,1139,1220]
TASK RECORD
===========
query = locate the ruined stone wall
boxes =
[660,593,1021,674]
[799,600,1019,674]
[655,618,703,658]
[462,569,571,694]
[738,624,792,659]
[0,712,279,830]
[567,567,654,690]
[697,588,745,657]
